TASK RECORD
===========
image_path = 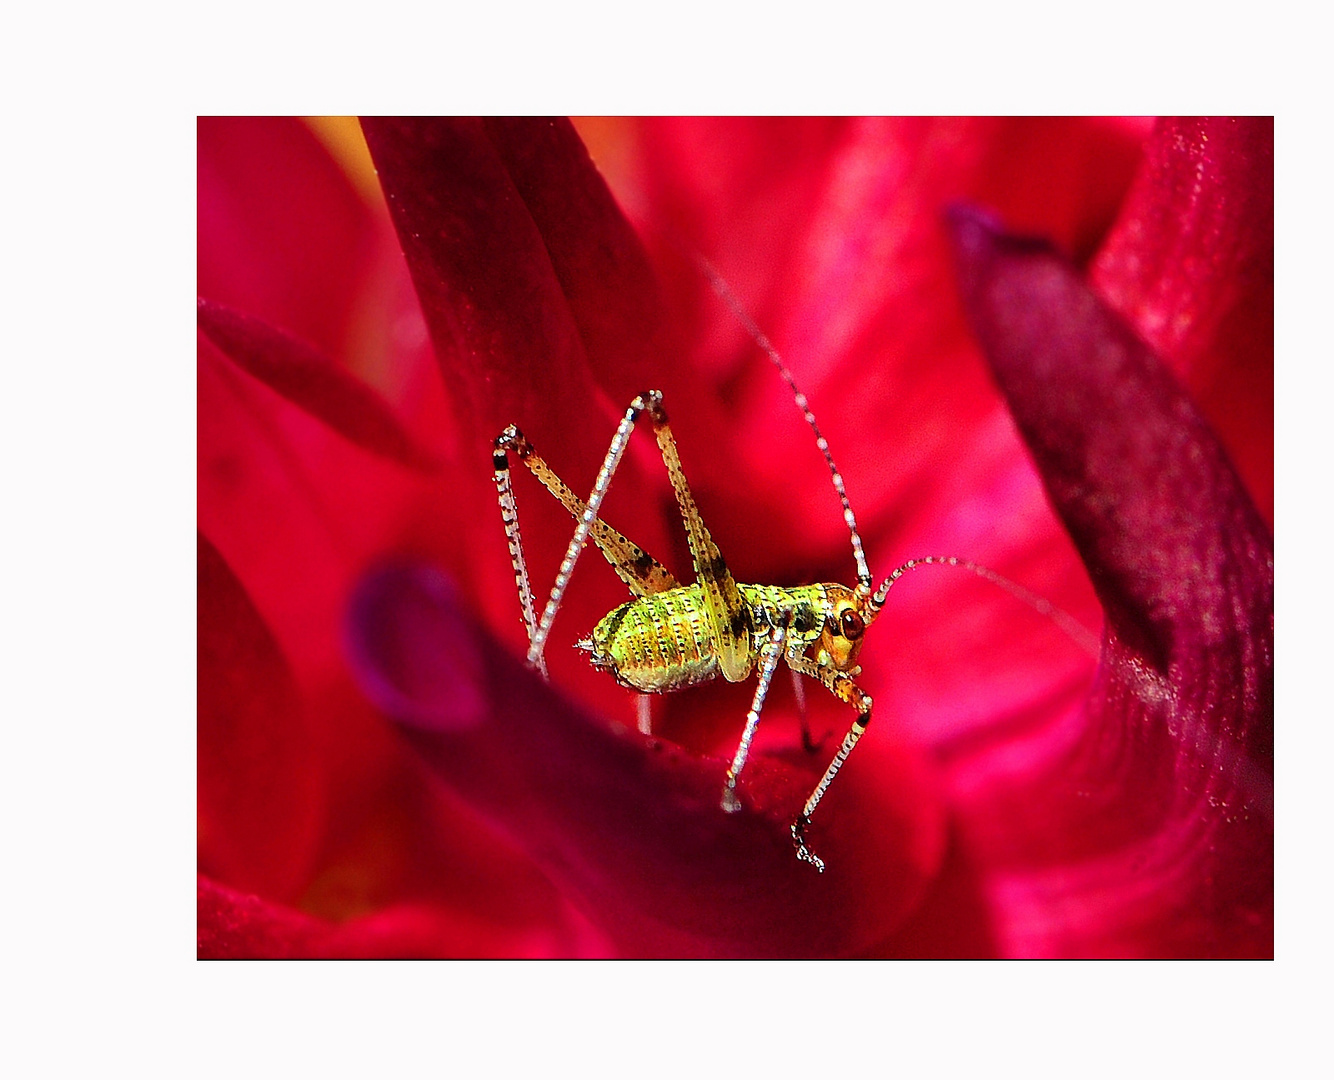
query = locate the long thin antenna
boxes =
[868,555,1101,658]
[693,251,1100,661]
[694,254,873,591]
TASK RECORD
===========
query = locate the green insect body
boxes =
[492,388,889,872]
[580,582,859,695]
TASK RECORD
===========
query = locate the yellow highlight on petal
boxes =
[301,116,383,211]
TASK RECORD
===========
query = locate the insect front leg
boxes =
[784,655,873,873]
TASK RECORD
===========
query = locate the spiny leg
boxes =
[640,392,753,684]
[494,424,679,602]
[721,619,789,812]
[493,439,546,678]
[493,395,656,673]
[785,655,873,872]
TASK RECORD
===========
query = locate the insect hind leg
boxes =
[493,395,657,674]
[493,427,546,678]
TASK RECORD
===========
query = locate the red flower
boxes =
[198,117,1271,957]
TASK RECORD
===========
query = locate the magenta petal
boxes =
[347,562,947,957]
[947,207,1272,956]
[198,297,438,472]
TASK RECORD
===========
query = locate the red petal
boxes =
[478,118,675,401]
[198,533,323,901]
[199,874,327,958]
[198,117,378,367]
[1092,117,1273,523]
[198,874,607,959]
[198,297,438,472]
[360,118,599,442]
[948,207,1272,956]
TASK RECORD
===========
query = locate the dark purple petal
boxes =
[198,297,439,472]
[347,562,948,957]
[947,206,1272,956]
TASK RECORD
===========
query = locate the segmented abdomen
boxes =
[588,585,719,692]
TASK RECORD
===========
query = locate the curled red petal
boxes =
[1092,117,1273,370]
[198,297,439,472]
[947,206,1272,956]
[198,532,323,901]
[347,563,948,957]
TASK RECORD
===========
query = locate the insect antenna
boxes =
[695,254,873,592]
[695,254,1100,660]
[867,555,1101,657]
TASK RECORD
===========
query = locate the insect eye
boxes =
[840,609,865,640]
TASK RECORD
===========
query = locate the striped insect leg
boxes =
[721,621,788,812]
[520,395,664,671]
[785,658,874,872]
[493,433,547,678]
